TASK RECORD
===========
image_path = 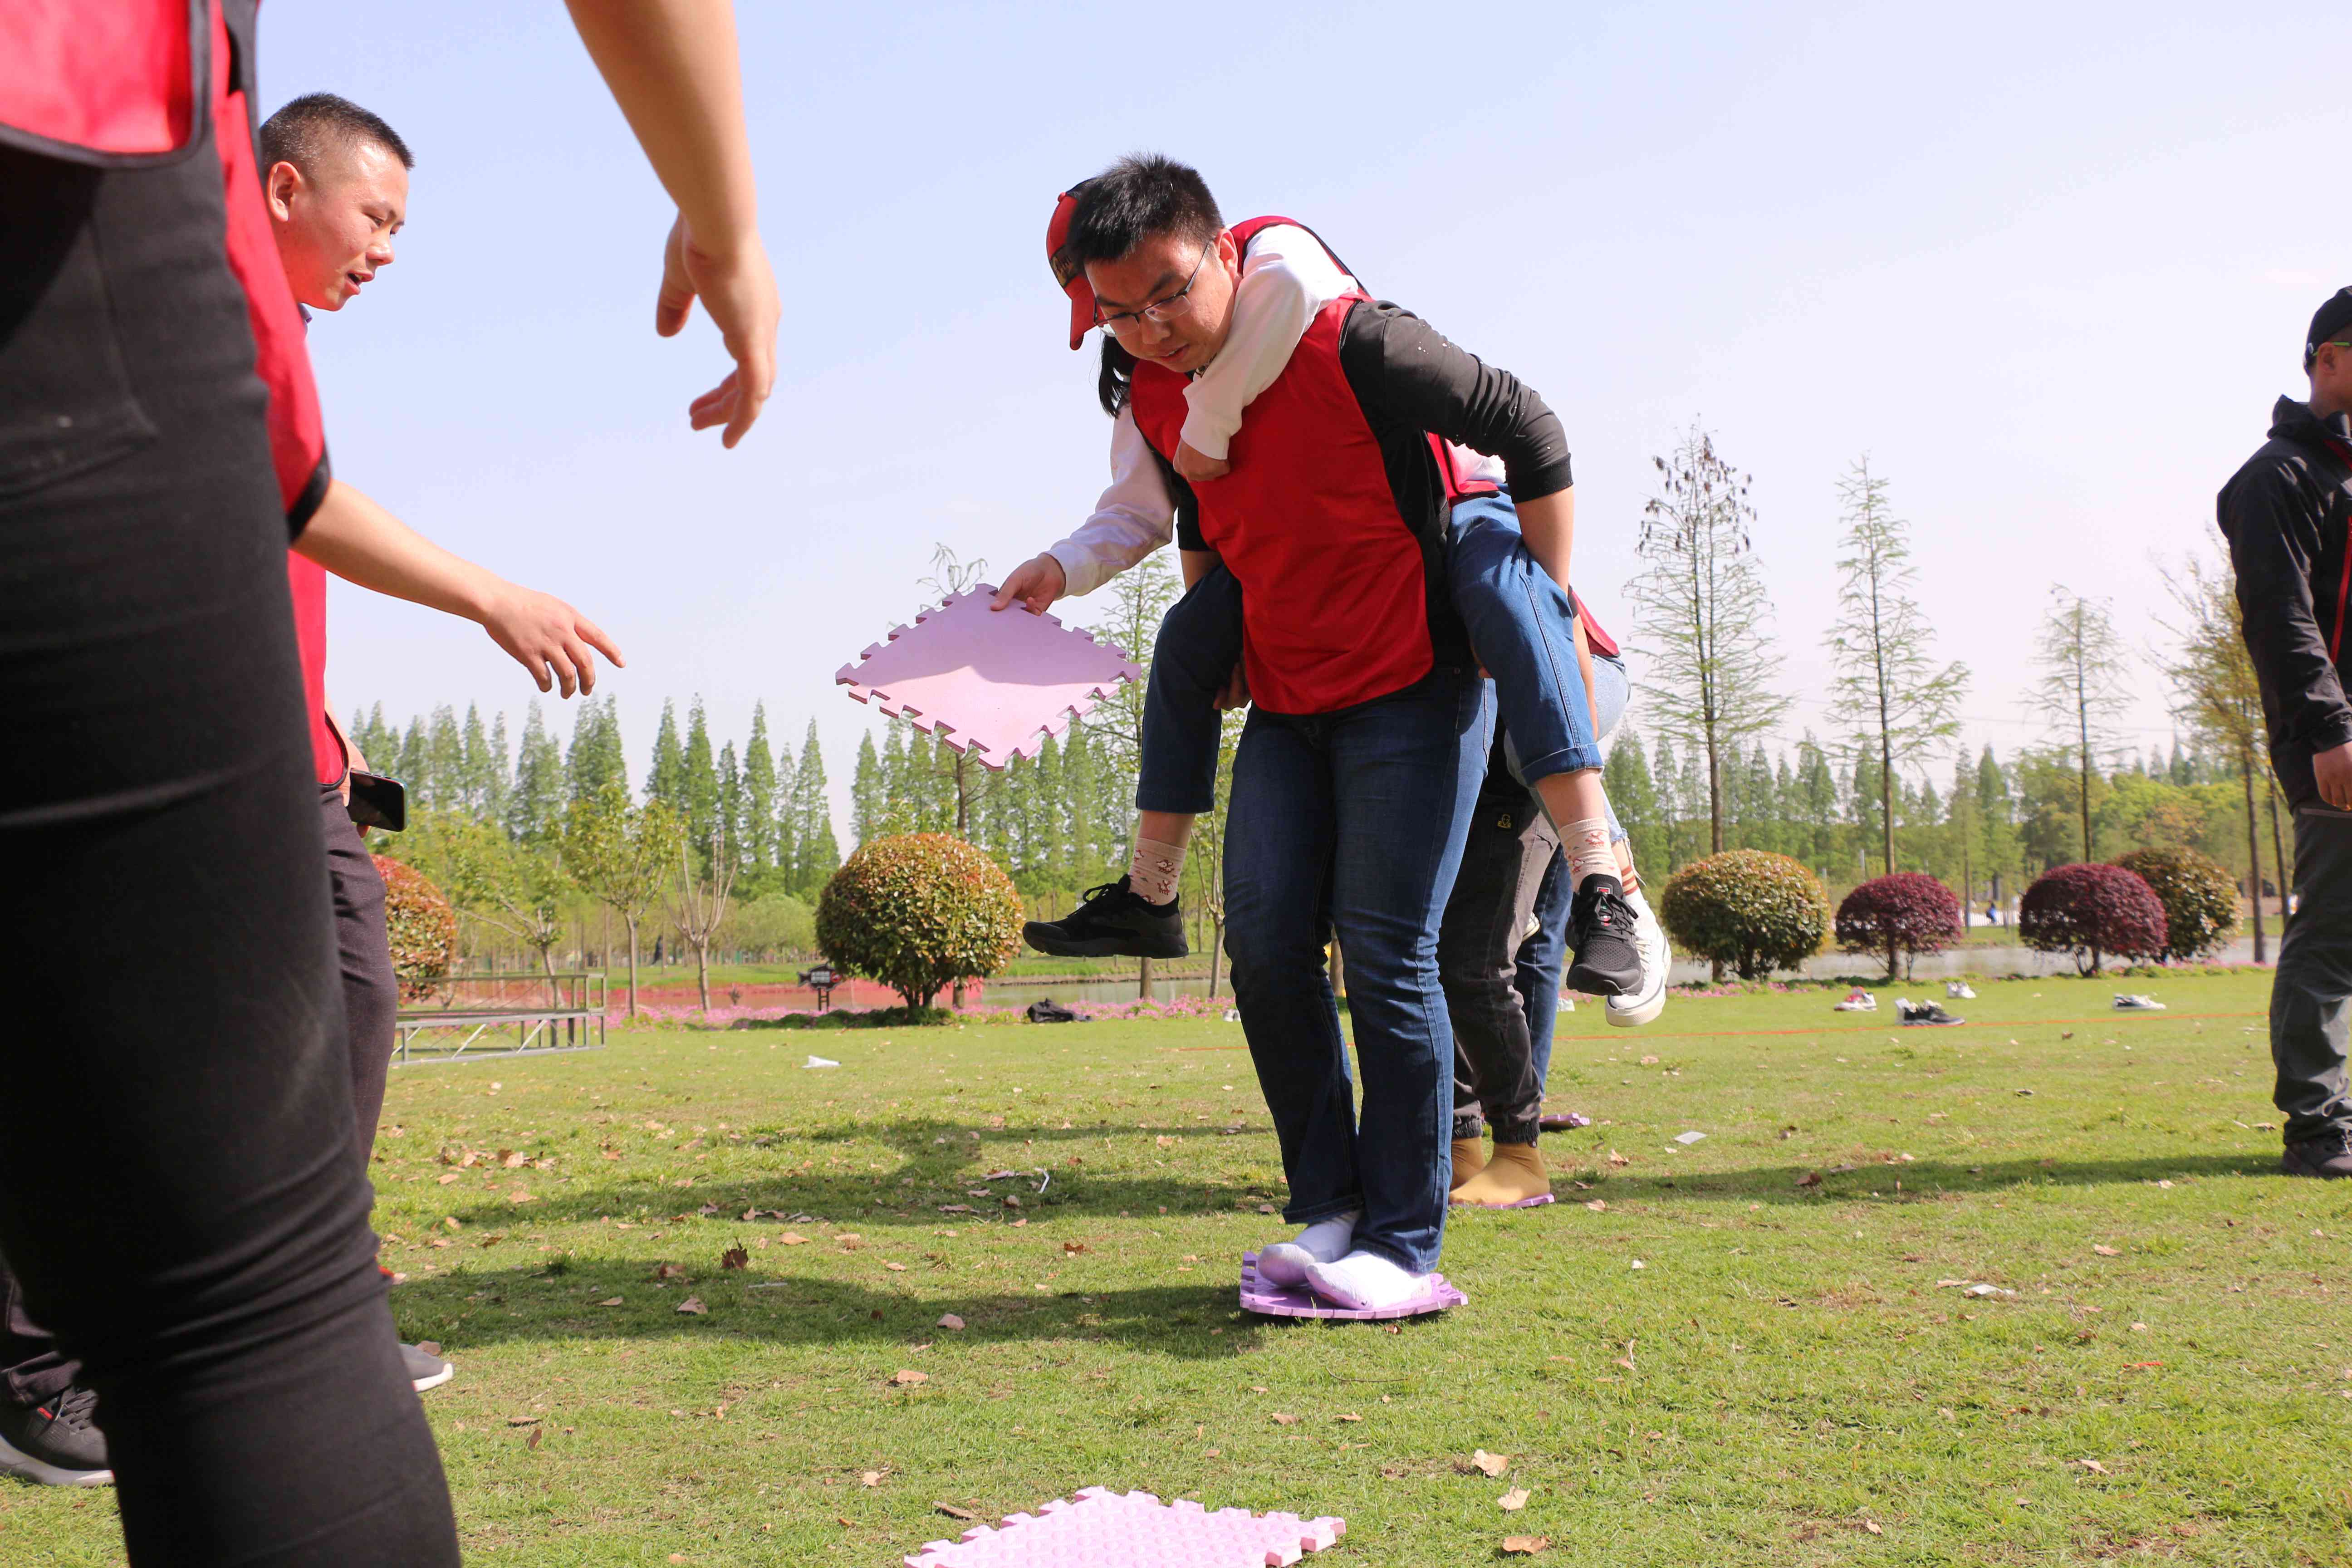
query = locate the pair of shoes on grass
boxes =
[1896,998,1964,1026]
[1835,989,1878,1012]
[1449,1137,1553,1207]
[1253,1212,1437,1310]
[2114,993,2165,1011]
[2283,1127,2352,1179]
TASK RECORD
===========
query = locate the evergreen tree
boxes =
[426,705,463,811]
[681,696,720,845]
[458,705,492,815]
[2032,587,2134,861]
[1794,735,1841,875]
[1602,733,1658,872]
[771,732,798,876]
[565,696,627,803]
[878,724,910,835]
[509,701,565,841]
[646,699,685,809]
[851,730,884,845]
[717,741,742,867]
[486,710,512,826]
[397,715,430,799]
[790,720,840,896]
[742,703,779,866]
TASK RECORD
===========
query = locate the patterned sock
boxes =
[1127,836,1186,906]
[1561,818,1617,887]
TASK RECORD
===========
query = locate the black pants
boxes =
[1441,791,1560,1145]
[2273,805,2352,1144]
[0,128,456,1563]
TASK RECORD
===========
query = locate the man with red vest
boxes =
[2221,286,2352,1180]
[1019,156,1609,1309]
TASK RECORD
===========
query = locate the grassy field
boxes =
[5,971,2347,1565]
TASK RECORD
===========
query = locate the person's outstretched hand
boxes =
[991,553,1068,614]
[658,212,779,449]
[481,583,626,697]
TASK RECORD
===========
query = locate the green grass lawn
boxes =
[5,971,2348,1565]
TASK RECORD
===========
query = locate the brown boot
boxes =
[1450,1141,1553,1208]
[1450,1137,1487,1191]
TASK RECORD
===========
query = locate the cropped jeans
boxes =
[1224,666,1489,1274]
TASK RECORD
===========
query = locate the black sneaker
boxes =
[403,1341,455,1392]
[1564,875,1641,997]
[0,1386,111,1486]
[1897,1000,1965,1027]
[1022,877,1187,959]
[2283,1128,2352,1179]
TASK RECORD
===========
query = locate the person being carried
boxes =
[999,203,1662,1009]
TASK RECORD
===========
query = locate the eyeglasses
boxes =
[1094,246,1208,335]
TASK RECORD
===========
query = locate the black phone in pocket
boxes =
[346,771,407,833]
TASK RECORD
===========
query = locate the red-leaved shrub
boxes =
[2018,862,2167,975]
[376,855,457,1001]
[1835,872,1964,981]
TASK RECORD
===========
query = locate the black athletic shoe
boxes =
[1023,877,1188,959]
[2283,1127,2352,1179]
[0,1387,111,1486]
[1897,999,1965,1027]
[1565,875,1642,997]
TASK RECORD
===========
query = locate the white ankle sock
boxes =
[1560,818,1617,887]
[1303,1249,1434,1311]
[1127,836,1186,906]
[1256,1210,1358,1286]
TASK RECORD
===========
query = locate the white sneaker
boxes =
[1605,887,1669,1028]
[2113,994,2166,1011]
[1256,1210,1360,1287]
[1834,989,1878,1012]
[1946,981,1977,1000]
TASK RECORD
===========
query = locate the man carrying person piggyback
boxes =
[2220,286,2352,1179]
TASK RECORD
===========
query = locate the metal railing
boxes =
[393,972,607,1065]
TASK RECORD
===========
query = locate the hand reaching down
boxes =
[661,213,779,449]
[991,554,1068,614]
[481,584,625,697]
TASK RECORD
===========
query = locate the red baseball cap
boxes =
[1047,179,1098,351]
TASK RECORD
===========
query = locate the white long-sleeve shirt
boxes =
[1044,222,1500,597]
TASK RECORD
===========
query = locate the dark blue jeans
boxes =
[1224,667,1489,1274]
[1136,561,1244,814]
[1518,851,1573,1092]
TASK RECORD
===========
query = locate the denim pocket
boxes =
[0,192,159,500]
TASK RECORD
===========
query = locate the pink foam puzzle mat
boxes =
[1239,1252,1466,1320]
[1450,1189,1556,1210]
[838,589,1143,770]
[905,1487,1343,1568]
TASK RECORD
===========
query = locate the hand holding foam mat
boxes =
[837,590,1142,769]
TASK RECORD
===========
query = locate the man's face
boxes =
[1085,228,1240,376]
[2314,340,2352,411]
[266,137,408,310]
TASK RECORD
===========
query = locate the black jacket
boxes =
[2218,397,2352,807]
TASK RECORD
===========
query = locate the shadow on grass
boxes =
[1569,1151,2282,1206]
[387,1255,1412,1360]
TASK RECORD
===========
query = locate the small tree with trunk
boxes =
[422,813,571,991]
[2032,587,2135,863]
[670,824,740,1014]
[2018,862,2166,976]
[1835,872,1963,981]
[2155,551,2270,961]
[1822,459,1967,877]
[816,833,1022,1009]
[562,790,685,1018]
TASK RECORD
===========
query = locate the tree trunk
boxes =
[2077,705,2094,862]
[1138,956,1154,1000]
[1881,731,1895,875]
[2267,772,2289,931]
[695,941,711,1014]
[952,978,966,1010]
[1705,725,1725,853]
[1207,912,1224,999]
[1885,938,1899,983]
[2242,751,2267,963]
[624,913,640,1018]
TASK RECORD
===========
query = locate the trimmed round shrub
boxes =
[2112,847,2239,963]
[1835,872,1964,981]
[2018,862,2167,975]
[1659,850,1830,980]
[816,833,1024,1009]
[376,855,457,1002]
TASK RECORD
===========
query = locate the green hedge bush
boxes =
[2112,847,2238,962]
[816,833,1023,1008]
[1659,850,1829,980]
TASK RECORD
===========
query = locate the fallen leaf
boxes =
[1470,1449,1510,1478]
[436,1172,462,1185]
[1502,1538,1550,1556]
[600,1149,621,1161]
[1796,1171,1823,1189]
[675,1296,706,1315]
[934,1503,975,1520]
[2074,1459,2110,1475]
[502,1151,527,1168]
[938,1205,974,1215]
[1862,1519,1882,1535]
[720,1245,750,1271]
[596,1296,624,1307]
[1002,1195,1022,1208]
[860,1470,884,1487]
[1499,1487,1530,1511]
[506,1415,539,1426]
[1335,1413,1362,1423]
[1155,1135,1175,1148]
[1272,1412,1298,1426]
[885,1260,908,1272]
[1639,1055,1659,1066]
[938,1313,966,1331]
[1607,1150,1631,1167]
[889,1369,929,1387]
[1614,1356,1636,1371]
[526,1427,542,1450]
[652,1263,685,1281]
[836,1233,864,1248]
[779,1231,810,1245]
[2092,1244,2120,1257]
[1585,1199,1607,1212]
[1062,1241,1089,1254]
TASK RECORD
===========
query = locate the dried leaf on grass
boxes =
[1271,1412,1298,1426]
[889,1369,929,1387]
[596,1296,624,1307]
[1796,1171,1823,1189]
[526,1427,542,1450]
[2074,1459,2110,1475]
[860,1470,885,1487]
[885,1260,908,1272]
[779,1231,810,1245]
[1465,1450,1509,1478]
[934,1503,975,1520]
[506,1416,539,1426]
[2092,1244,2121,1257]
[1607,1150,1631,1167]
[1062,1241,1089,1254]
[674,1297,706,1315]
[938,1313,966,1331]
[652,1263,685,1281]
[720,1245,750,1271]
[1499,1487,1530,1511]
[1502,1538,1550,1556]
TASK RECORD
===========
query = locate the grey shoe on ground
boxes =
[2282,1128,2352,1179]
[403,1341,456,1392]
[0,1386,111,1486]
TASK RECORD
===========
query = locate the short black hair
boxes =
[1063,154,1222,274]
[259,92,413,177]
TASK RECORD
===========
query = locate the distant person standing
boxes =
[2219,287,2352,1180]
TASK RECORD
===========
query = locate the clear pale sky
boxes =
[270,2,2348,828]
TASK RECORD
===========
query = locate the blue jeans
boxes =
[1224,666,1489,1274]
[1136,561,1244,814]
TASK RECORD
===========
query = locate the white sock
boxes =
[1561,818,1617,887]
[1127,836,1186,906]
[1256,1210,1358,1285]
[1303,1249,1434,1311]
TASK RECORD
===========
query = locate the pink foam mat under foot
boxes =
[904,1486,1343,1567]
[1239,1252,1466,1319]
[1450,1191,1556,1210]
